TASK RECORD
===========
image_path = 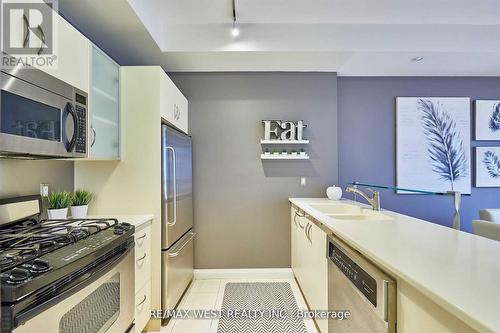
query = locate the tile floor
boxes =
[160,278,318,333]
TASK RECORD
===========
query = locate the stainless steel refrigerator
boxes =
[161,124,195,314]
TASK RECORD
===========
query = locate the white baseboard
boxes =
[193,268,294,280]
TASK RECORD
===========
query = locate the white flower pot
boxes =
[47,208,68,220]
[71,205,89,219]
[326,186,343,200]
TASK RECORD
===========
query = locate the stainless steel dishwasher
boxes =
[328,236,397,333]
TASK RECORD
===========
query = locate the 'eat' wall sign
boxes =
[262,120,307,141]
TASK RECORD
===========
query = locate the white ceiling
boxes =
[135,0,500,25]
[60,0,500,75]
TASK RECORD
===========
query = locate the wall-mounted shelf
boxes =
[261,154,310,160]
[260,140,309,144]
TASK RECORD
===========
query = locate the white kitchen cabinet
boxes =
[160,72,188,134]
[88,45,120,159]
[291,206,329,333]
[40,12,90,92]
[8,1,90,92]
[135,221,152,333]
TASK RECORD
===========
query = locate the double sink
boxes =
[309,203,393,221]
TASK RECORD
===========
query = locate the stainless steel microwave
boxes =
[0,65,87,158]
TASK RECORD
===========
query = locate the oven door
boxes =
[0,71,79,158]
[12,246,135,333]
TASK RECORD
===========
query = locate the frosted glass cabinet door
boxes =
[89,46,120,159]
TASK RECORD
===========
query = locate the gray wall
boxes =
[170,73,338,269]
[0,160,74,214]
[338,77,500,232]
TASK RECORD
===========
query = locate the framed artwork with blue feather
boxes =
[475,147,500,187]
[397,97,471,194]
[475,100,500,140]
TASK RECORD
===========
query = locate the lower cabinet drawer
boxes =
[135,280,151,333]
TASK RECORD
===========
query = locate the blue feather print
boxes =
[489,103,500,131]
[483,151,500,178]
[418,99,467,191]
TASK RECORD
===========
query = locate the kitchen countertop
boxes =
[290,197,500,333]
[87,214,154,228]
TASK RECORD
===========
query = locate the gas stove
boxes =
[1,217,127,270]
[0,217,133,300]
[0,195,135,333]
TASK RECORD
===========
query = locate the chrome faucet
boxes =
[345,186,381,211]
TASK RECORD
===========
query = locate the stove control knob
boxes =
[31,259,52,273]
[121,222,132,231]
[114,227,125,235]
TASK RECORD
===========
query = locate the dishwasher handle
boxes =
[382,279,397,324]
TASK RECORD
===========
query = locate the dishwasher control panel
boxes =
[328,240,378,307]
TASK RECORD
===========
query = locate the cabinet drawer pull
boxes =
[304,223,311,242]
[137,253,147,262]
[137,295,147,307]
[135,233,146,246]
[174,104,180,120]
[23,15,29,47]
[294,210,306,229]
[37,25,45,55]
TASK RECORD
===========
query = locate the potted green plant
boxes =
[71,189,93,219]
[47,191,72,219]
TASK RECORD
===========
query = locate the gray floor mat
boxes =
[217,282,308,333]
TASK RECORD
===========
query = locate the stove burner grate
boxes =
[0,218,119,272]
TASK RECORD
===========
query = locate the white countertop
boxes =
[290,198,500,333]
[87,214,154,228]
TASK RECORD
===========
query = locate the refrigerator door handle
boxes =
[165,146,177,227]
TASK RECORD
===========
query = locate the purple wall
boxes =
[338,77,500,232]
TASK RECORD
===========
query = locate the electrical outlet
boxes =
[40,184,49,197]
[300,177,306,186]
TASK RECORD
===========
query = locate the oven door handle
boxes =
[13,240,134,327]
